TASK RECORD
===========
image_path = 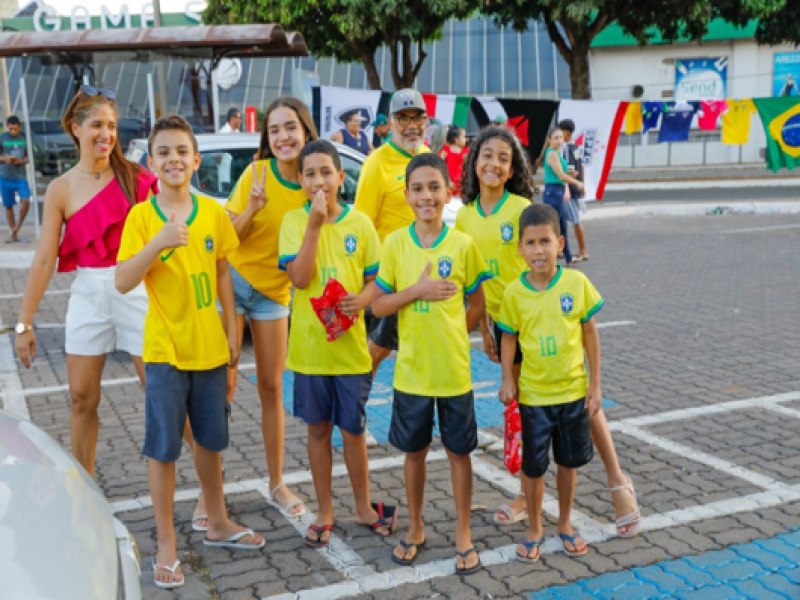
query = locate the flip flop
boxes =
[558,531,588,557]
[359,502,399,537]
[204,528,265,550]
[269,482,306,517]
[493,503,528,525]
[516,536,543,563]
[391,538,425,566]
[191,513,208,532]
[153,559,184,589]
[305,523,334,548]
[454,546,482,575]
[609,475,641,538]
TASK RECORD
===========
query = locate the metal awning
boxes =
[0,24,308,66]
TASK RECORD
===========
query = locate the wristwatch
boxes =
[15,322,32,334]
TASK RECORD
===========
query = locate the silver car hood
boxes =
[0,412,117,600]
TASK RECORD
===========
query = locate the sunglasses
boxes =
[80,84,117,100]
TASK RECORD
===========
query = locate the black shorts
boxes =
[389,390,477,455]
[520,398,593,478]
[494,322,523,365]
[368,312,398,351]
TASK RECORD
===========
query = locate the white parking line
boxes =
[721,223,800,234]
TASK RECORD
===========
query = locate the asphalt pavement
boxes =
[1,170,799,599]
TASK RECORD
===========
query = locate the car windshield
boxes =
[195,148,256,198]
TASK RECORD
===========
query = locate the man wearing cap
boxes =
[354,88,430,375]
[331,109,372,154]
[371,113,391,148]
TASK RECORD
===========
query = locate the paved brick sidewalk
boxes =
[1,210,799,598]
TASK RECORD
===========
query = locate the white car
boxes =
[0,409,141,599]
[126,133,462,225]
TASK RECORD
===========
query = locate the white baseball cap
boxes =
[390,89,426,114]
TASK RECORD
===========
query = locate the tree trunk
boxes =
[568,46,591,99]
[352,41,382,90]
[391,37,428,89]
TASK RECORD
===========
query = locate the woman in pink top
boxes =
[15,85,157,477]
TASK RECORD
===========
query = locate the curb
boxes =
[583,200,800,220]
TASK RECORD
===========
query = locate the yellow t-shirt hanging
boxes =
[721,99,757,145]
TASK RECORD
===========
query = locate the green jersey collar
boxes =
[521,265,563,292]
[151,193,198,226]
[476,189,510,217]
[409,221,448,249]
[271,157,302,190]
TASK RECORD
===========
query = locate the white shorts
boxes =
[64,266,148,356]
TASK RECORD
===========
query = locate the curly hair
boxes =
[460,126,535,205]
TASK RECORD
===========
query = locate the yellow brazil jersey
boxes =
[118,193,239,370]
[354,141,430,241]
[279,204,381,375]
[721,99,757,145]
[496,267,603,407]
[376,223,492,397]
[455,191,530,319]
[225,158,307,306]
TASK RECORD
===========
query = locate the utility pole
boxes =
[152,0,169,118]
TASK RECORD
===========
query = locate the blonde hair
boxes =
[61,89,141,204]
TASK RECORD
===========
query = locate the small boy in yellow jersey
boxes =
[497,204,603,563]
[279,139,398,547]
[116,115,264,590]
[372,153,491,575]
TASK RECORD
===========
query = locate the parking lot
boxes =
[2,208,800,598]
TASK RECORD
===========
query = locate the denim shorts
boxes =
[389,390,477,455]
[142,363,229,462]
[0,177,30,208]
[231,265,289,321]
[519,398,593,478]
[293,373,371,435]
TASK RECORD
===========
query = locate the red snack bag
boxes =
[504,399,522,475]
[309,277,358,341]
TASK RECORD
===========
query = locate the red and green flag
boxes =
[753,97,800,171]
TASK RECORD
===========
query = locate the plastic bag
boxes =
[504,399,522,475]
[309,277,358,341]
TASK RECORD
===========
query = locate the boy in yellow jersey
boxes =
[497,204,603,563]
[372,153,491,575]
[116,116,264,590]
[279,140,398,547]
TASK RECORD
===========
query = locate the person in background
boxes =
[557,119,589,262]
[441,125,468,197]
[331,110,372,155]
[371,114,391,149]
[0,115,31,242]
[219,108,242,133]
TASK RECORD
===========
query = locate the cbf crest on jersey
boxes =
[204,235,215,253]
[500,221,514,244]
[560,292,574,315]
[344,233,358,256]
[438,255,454,278]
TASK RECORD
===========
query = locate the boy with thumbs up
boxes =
[371,153,492,575]
[116,115,264,590]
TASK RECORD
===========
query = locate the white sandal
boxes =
[269,482,306,517]
[493,503,528,525]
[609,475,641,538]
[153,559,184,589]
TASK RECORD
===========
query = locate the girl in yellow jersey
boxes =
[220,97,317,520]
[458,127,641,538]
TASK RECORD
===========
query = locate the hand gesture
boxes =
[15,329,36,369]
[585,383,601,416]
[498,377,517,405]
[339,292,364,317]
[158,211,189,251]
[248,163,268,213]
[414,262,458,301]
[308,189,328,228]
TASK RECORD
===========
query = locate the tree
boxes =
[479,1,786,99]
[204,0,477,90]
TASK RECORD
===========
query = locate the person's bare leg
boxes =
[195,443,264,545]
[517,472,544,560]
[574,223,588,258]
[66,354,107,476]
[13,198,29,236]
[448,450,478,571]
[250,318,304,514]
[149,458,183,586]
[556,465,587,553]
[495,363,527,523]
[591,410,637,535]
[307,421,334,530]
[342,429,380,527]
[393,447,427,562]
[368,340,391,379]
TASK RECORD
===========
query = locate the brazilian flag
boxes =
[753,97,800,171]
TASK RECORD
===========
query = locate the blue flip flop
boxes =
[516,536,543,563]
[558,531,588,556]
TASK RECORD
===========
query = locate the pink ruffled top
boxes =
[57,170,159,273]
